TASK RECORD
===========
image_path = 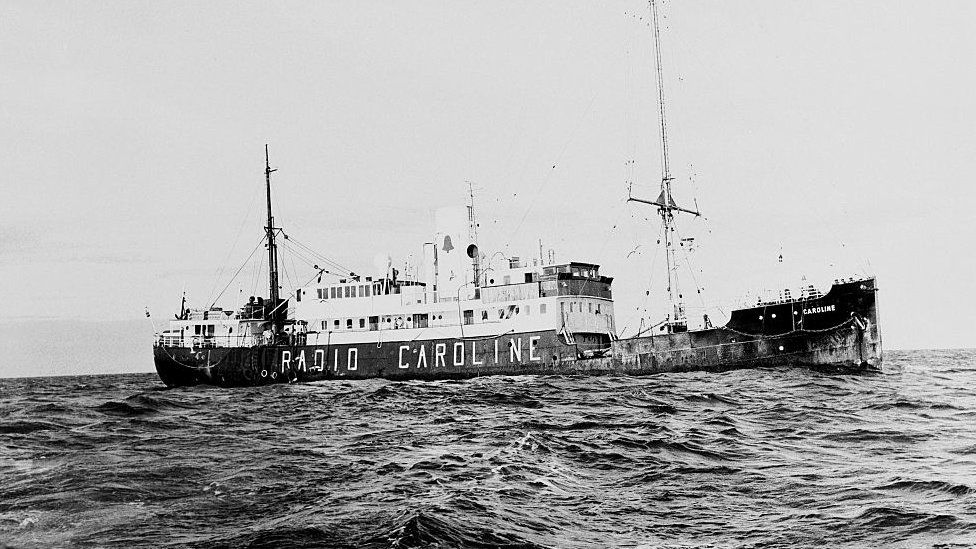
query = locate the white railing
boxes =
[155,334,267,348]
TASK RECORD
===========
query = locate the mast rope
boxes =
[249,247,264,300]
[209,235,267,308]
[206,188,260,306]
[281,232,357,277]
[502,90,600,249]
[721,316,858,339]
[671,224,707,312]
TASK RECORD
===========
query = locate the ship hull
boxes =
[154,278,881,387]
[612,277,882,374]
[154,329,593,387]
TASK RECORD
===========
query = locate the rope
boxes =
[503,90,600,249]
[720,316,857,340]
[206,189,260,305]
[283,233,356,276]
[210,235,267,308]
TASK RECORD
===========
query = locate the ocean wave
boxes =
[0,420,66,435]
[2,350,976,547]
[876,479,976,497]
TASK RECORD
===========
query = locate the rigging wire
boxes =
[206,187,260,306]
[671,224,708,312]
[502,90,600,249]
[280,237,354,284]
[210,235,267,308]
[283,232,357,276]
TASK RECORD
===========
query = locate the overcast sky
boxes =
[1,1,974,376]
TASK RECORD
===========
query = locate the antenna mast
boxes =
[466,180,482,297]
[627,0,700,332]
[264,144,281,332]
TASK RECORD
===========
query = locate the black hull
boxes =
[154,278,881,387]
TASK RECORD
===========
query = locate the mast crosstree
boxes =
[628,0,701,332]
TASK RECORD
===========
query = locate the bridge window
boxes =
[346,319,353,329]
[482,310,488,321]
[463,310,473,325]
[365,285,371,297]
[359,318,365,329]
[334,319,340,329]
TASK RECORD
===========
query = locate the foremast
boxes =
[264,144,282,337]
[627,0,700,333]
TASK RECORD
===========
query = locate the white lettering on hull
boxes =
[803,304,836,315]
[295,335,547,375]
[471,342,483,366]
[398,345,410,369]
[453,342,464,366]
[510,338,522,362]
[435,344,446,367]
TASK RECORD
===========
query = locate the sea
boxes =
[1,349,974,549]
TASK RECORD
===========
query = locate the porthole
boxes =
[778,345,784,351]
[759,315,764,320]
[771,313,776,319]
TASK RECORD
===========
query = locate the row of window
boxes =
[320,313,441,332]
[564,302,605,314]
[461,304,549,325]
[316,284,376,300]
[312,300,607,333]
[316,303,552,332]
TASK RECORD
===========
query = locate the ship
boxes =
[151,1,881,388]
